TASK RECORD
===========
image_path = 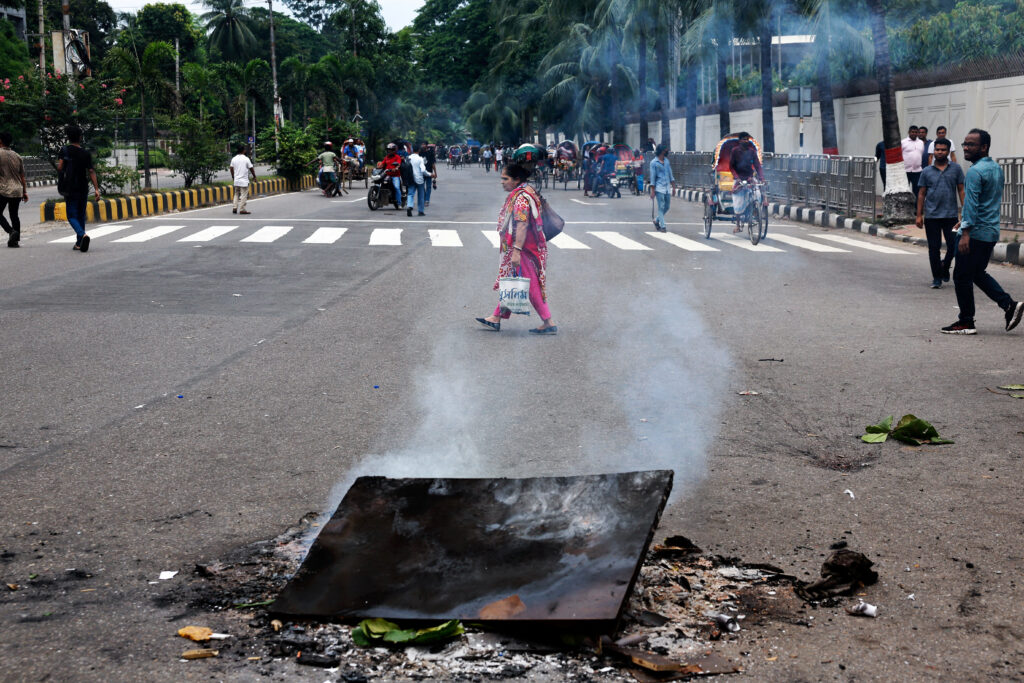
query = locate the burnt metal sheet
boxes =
[273,470,673,627]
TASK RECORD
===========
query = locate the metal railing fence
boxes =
[651,149,1024,230]
[1000,157,1024,230]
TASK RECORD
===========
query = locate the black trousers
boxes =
[924,217,957,280]
[0,195,20,236]
[953,238,1013,323]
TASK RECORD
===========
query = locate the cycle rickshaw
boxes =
[553,141,579,190]
[701,134,769,245]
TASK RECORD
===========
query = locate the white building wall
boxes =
[626,74,1024,158]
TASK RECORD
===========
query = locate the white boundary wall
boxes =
[623,74,1024,161]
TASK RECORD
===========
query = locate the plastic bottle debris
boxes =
[846,600,878,618]
[713,614,740,633]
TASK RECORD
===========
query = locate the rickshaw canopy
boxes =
[712,135,762,173]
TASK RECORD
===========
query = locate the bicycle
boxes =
[735,180,768,245]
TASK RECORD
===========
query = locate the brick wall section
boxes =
[41,175,315,222]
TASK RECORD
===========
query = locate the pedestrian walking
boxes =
[475,163,556,335]
[918,126,931,159]
[649,143,675,233]
[916,138,964,288]
[494,146,503,172]
[901,125,925,196]
[926,125,957,166]
[230,145,256,214]
[941,129,1023,335]
[482,146,493,172]
[0,131,28,248]
[405,145,429,217]
[424,144,437,208]
[874,140,887,190]
[57,125,100,252]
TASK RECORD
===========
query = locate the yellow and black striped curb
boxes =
[41,175,315,222]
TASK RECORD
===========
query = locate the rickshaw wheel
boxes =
[702,193,714,239]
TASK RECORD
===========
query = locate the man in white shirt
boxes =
[229,145,256,214]
[494,145,503,172]
[926,125,957,166]
[405,145,430,217]
[901,125,925,196]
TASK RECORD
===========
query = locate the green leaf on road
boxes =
[998,384,1024,391]
[351,618,464,648]
[861,414,952,445]
[861,432,889,443]
[865,416,893,434]
[890,415,953,446]
[1009,393,1024,399]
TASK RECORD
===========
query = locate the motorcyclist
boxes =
[382,142,403,209]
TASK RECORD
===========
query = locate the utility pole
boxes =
[37,0,46,73]
[268,0,280,157]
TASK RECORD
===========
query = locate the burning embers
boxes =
[272,471,674,630]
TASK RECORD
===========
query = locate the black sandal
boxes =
[475,318,500,331]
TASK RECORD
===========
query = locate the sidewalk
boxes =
[673,188,1024,267]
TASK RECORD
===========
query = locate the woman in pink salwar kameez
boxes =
[475,163,557,334]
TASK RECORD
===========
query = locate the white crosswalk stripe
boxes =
[112,225,186,242]
[811,234,913,254]
[49,222,924,259]
[179,225,239,242]
[428,229,462,247]
[369,228,402,245]
[548,232,591,249]
[767,233,849,252]
[480,230,500,248]
[588,231,652,250]
[709,232,785,252]
[241,225,292,243]
[645,231,720,251]
[304,227,348,244]
[51,224,135,243]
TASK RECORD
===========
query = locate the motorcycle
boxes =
[367,167,406,211]
[591,172,621,199]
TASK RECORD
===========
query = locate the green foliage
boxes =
[95,159,141,195]
[413,0,496,106]
[262,122,316,181]
[891,0,1024,71]
[0,19,33,80]
[861,414,953,445]
[1,71,120,167]
[201,0,257,60]
[135,145,169,168]
[351,619,464,648]
[169,114,227,186]
[137,4,204,60]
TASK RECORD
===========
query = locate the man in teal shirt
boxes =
[941,129,1023,335]
[649,143,675,233]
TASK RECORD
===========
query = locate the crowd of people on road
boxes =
[1,121,1021,339]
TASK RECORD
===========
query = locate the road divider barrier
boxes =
[41,175,316,223]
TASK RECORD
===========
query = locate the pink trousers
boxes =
[495,254,551,320]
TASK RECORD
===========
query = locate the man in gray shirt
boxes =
[915,138,964,288]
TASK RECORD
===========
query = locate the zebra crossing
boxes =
[47,222,916,256]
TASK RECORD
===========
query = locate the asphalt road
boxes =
[2,167,1024,681]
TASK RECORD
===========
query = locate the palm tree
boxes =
[201,0,257,61]
[105,40,177,189]
[280,56,310,123]
[866,0,914,221]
